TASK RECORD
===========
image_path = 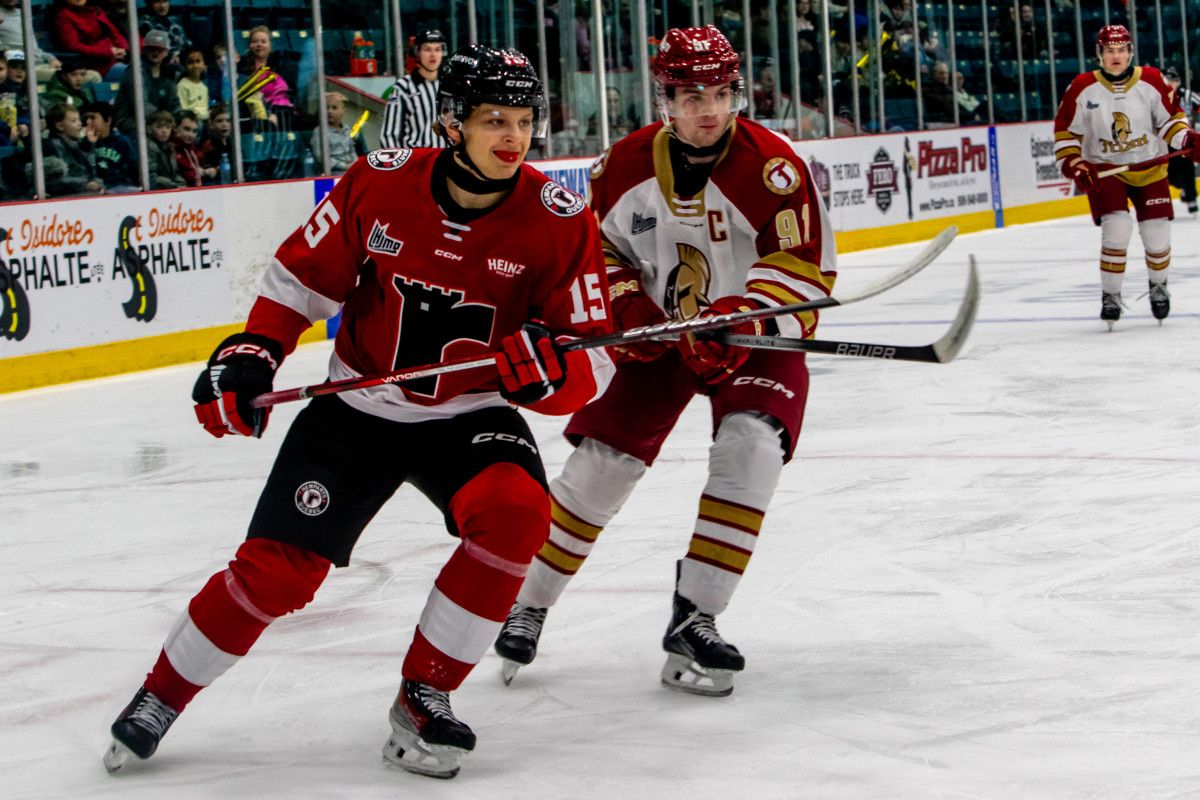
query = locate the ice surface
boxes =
[2,214,1198,799]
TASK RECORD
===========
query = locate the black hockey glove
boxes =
[495,322,567,406]
[192,332,283,438]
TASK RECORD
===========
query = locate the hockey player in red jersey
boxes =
[103,45,613,780]
[494,25,836,697]
[1054,24,1200,328]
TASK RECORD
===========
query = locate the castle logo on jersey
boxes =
[367,220,404,256]
[541,182,586,217]
[762,157,801,195]
[631,212,657,235]
[866,148,899,213]
[664,243,711,320]
[366,148,413,171]
[1100,112,1149,154]
[295,481,330,516]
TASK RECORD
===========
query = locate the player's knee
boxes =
[451,463,550,561]
[228,538,331,618]
[551,438,646,526]
[1100,211,1133,247]
[1139,217,1170,253]
[709,413,785,502]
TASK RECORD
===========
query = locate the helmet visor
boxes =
[657,81,746,120]
[442,98,549,140]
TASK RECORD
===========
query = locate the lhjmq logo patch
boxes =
[367,148,413,171]
[541,182,586,217]
[295,481,331,516]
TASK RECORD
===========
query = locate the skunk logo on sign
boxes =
[367,148,413,171]
[541,182,585,217]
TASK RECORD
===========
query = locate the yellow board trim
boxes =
[835,209,995,252]
[0,322,326,395]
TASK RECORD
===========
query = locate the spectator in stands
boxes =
[177,47,209,121]
[139,0,190,64]
[114,29,180,136]
[0,0,62,81]
[954,70,982,122]
[146,107,184,189]
[238,26,292,127]
[881,0,912,35]
[922,60,955,125]
[172,109,212,186]
[43,57,96,110]
[83,99,139,192]
[312,91,364,175]
[44,103,104,196]
[49,0,129,78]
[1,51,30,137]
[199,103,231,184]
[753,62,787,119]
[997,4,1040,59]
[587,86,636,140]
[795,0,817,32]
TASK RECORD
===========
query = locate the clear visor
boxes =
[656,82,746,120]
[441,98,549,140]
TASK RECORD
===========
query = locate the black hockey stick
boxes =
[719,256,979,363]
[252,226,958,408]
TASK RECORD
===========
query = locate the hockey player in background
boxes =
[103,45,613,780]
[494,25,837,697]
[1162,66,1199,216]
[1054,25,1200,328]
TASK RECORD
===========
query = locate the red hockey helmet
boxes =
[1096,24,1132,49]
[652,25,745,121]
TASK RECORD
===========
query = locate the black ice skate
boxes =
[1148,281,1170,323]
[1101,291,1123,331]
[494,603,548,685]
[382,680,475,779]
[661,591,745,697]
[103,687,179,774]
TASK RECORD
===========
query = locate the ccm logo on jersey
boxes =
[435,249,463,261]
[366,148,413,171]
[762,157,801,195]
[471,432,539,454]
[488,258,526,277]
[1145,197,1171,206]
[367,220,404,255]
[541,182,586,216]
[733,376,795,399]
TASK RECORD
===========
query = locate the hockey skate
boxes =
[382,680,475,779]
[660,591,745,697]
[1148,281,1170,323]
[494,603,548,685]
[1100,291,1123,331]
[103,687,178,774]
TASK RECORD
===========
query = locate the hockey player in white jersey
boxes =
[494,25,837,696]
[1054,24,1200,328]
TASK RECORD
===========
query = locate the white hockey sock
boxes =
[1139,218,1170,284]
[1099,211,1132,295]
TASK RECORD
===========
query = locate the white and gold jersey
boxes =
[588,119,836,339]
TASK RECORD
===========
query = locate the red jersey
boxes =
[247,148,614,422]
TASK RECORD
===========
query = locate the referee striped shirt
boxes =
[381,71,442,149]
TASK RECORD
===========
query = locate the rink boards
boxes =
[0,121,1087,393]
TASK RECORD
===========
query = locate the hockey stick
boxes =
[719,256,979,364]
[1096,149,1191,178]
[251,225,958,408]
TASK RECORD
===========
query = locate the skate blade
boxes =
[660,653,736,697]
[1105,320,1115,332]
[103,740,134,774]
[500,659,522,686]
[382,726,466,780]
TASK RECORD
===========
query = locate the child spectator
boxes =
[49,0,129,78]
[172,109,212,186]
[199,103,231,183]
[139,0,190,63]
[0,0,63,81]
[43,103,103,196]
[114,29,179,136]
[83,99,139,192]
[1,51,30,137]
[146,108,184,189]
[311,91,364,175]
[43,57,96,110]
[177,47,208,121]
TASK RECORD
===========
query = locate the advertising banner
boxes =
[993,120,1080,209]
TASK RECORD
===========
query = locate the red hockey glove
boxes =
[678,296,768,384]
[192,332,283,438]
[1183,130,1200,163]
[1064,158,1097,193]
[496,321,568,406]
[608,266,669,363]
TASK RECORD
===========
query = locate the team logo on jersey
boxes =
[295,481,330,516]
[762,157,801,195]
[1100,111,1149,154]
[590,149,610,178]
[366,148,413,171]
[631,212,657,235]
[664,243,711,320]
[367,220,404,255]
[866,147,899,213]
[541,182,586,216]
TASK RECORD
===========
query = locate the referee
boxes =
[380,29,445,149]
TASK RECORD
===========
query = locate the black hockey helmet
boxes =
[437,44,547,139]
[412,29,446,53]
